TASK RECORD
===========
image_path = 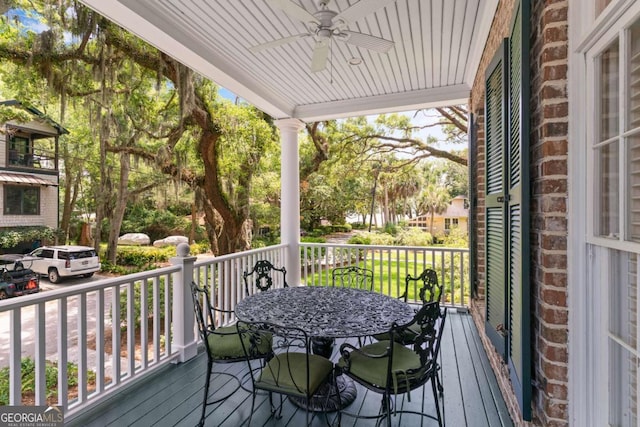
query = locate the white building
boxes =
[0,100,65,232]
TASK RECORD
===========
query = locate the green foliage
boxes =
[120,206,194,243]
[300,236,326,244]
[395,227,433,246]
[442,227,469,248]
[113,246,174,267]
[349,231,395,246]
[118,278,169,329]
[190,242,210,255]
[347,234,371,245]
[0,357,96,405]
[300,236,327,260]
[383,222,398,236]
[331,224,352,232]
[0,226,62,250]
[251,230,280,248]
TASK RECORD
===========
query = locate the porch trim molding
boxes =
[567,1,593,425]
[276,118,304,286]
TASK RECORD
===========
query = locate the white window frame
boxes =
[585,2,640,253]
[570,1,640,425]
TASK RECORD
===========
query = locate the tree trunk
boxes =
[106,152,130,263]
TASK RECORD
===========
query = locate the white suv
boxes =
[23,245,101,283]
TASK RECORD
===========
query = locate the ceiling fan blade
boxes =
[333,0,397,25]
[310,40,329,73]
[341,30,394,53]
[249,34,308,53]
[268,0,320,25]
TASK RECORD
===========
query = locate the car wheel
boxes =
[0,290,7,299]
[48,268,61,283]
[14,261,23,270]
[82,272,94,278]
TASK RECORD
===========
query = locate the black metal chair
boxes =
[243,259,288,294]
[190,282,271,427]
[399,268,442,305]
[375,268,443,344]
[237,320,341,426]
[331,265,374,291]
[338,302,447,427]
[378,268,446,394]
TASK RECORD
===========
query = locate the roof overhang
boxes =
[0,173,58,187]
[78,0,498,121]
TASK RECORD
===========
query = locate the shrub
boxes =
[0,358,96,405]
[349,231,394,246]
[347,234,371,245]
[118,277,169,329]
[383,222,398,236]
[330,224,352,232]
[442,227,469,248]
[395,227,433,246]
[114,246,173,267]
[350,222,367,230]
[190,242,210,255]
[0,226,62,251]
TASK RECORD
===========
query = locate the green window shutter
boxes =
[507,0,532,421]
[484,39,509,359]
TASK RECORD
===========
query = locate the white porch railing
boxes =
[0,265,180,418]
[299,242,470,308]
[0,241,468,422]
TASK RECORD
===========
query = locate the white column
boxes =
[170,243,198,362]
[275,118,304,286]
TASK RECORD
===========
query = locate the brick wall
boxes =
[529,1,569,425]
[469,0,570,426]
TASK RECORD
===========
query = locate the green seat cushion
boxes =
[372,323,420,345]
[256,353,333,398]
[207,325,271,360]
[338,340,422,390]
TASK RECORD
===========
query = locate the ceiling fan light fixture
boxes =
[259,0,397,72]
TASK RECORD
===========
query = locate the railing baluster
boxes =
[127,282,135,377]
[35,302,46,405]
[57,296,68,409]
[96,288,104,391]
[153,278,160,364]
[140,279,148,369]
[9,307,21,405]
[164,274,171,356]
[78,293,88,403]
[112,284,121,385]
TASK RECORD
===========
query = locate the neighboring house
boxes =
[408,195,469,236]
[0,100,66,232]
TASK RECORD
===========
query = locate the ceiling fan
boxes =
[250,0,397,73]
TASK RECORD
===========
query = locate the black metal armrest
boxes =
[339,342,391,360]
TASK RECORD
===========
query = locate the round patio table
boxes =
[234,285,415,411]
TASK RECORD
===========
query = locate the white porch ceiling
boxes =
[78,0,498,121]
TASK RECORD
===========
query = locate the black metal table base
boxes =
[289,375,357,412]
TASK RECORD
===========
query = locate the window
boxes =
[444,218,459,231]
[4,185,40,215]
[8,135,33,167]
[586,10,640,425]
[592,18,640,243]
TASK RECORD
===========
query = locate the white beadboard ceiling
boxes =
[78,0,498,121]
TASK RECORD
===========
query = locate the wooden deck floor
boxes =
[68,311,513,427]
